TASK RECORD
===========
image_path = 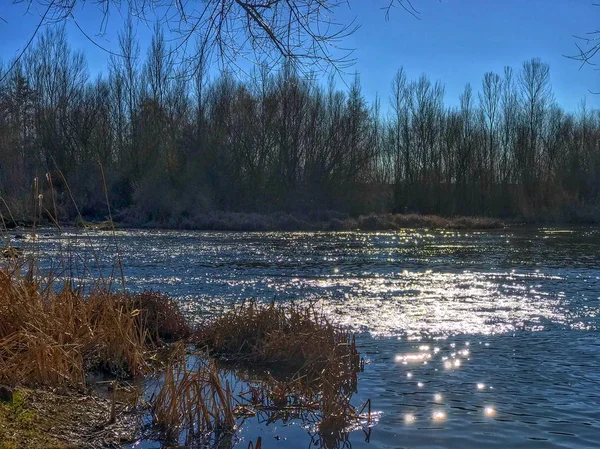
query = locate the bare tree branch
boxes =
[5,0,419,78]
[566,3,600,74]
[0,0,55,84]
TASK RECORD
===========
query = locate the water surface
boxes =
[19,227,600,448]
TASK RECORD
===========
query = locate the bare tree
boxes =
[389,68,409,189]
[478,71,501,196]
[4,23,600,225]
[518,58,553,201]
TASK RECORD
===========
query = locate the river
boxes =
[23,227,600,448]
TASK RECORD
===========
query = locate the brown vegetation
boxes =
[141,300,371,445]
[354,213,504,231]
[0,265,189,388]
[0,263,192,447]
[196,301,361,377]
[125,210,505,232]
[195,301,368,433]
[151,345,236,444]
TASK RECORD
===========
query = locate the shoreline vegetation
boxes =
[119,211,507,231]
[4,211,510,233]
[8,207,600,235]
[0,260,369,449]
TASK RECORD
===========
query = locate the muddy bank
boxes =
[0,387,141,449]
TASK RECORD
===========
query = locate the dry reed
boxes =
[195,301,367,434]
[0,264,189,388]
[195,301,361,377]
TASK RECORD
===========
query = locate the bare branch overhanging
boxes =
[4,0,419,80]
[566,3,600,92]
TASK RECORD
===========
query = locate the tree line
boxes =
[1,25,600,226]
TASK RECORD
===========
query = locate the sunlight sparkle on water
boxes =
[434,393,443,402]
[40,229,583,340]
[485,407,495,416]
[477,383,485,390]
[404,414,416,424]
[396,353,431,363]
[304,260,574,337]
[432,411,446,421]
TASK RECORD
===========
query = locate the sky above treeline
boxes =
[1,0,599,112]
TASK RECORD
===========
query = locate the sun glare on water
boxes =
[432,411,446,421]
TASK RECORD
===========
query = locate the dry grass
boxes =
[195,301,367,434]
[118,209,505,231]
[0,242,368,446]
[128,291,191,343]
[195,301,361,376]
[0,265,190,388]
[146,301,370,445]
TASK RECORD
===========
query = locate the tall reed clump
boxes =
[194,301,366,432]
[127,291,191,343]
[0,263,190,388]
[152,344,236,444]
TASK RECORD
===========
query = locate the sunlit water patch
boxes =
[11,227,600,448]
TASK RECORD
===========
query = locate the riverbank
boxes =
[0,266,187,447]
[10,206,600,233]
[9,206,600,233]
[0,387,140,448]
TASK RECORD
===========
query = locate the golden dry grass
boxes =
[128,291,191,343]
[194,301,367,434]
[195,301,361,377]
[0,265,190,388]
[149,301,369,444]
[356,213,505,231]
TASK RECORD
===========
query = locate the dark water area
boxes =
[16,227,600,448]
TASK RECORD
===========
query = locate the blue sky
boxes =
[1,0,599,112]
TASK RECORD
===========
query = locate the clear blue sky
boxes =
[1,0,599,112]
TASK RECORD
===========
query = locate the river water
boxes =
[23,227,600,448]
